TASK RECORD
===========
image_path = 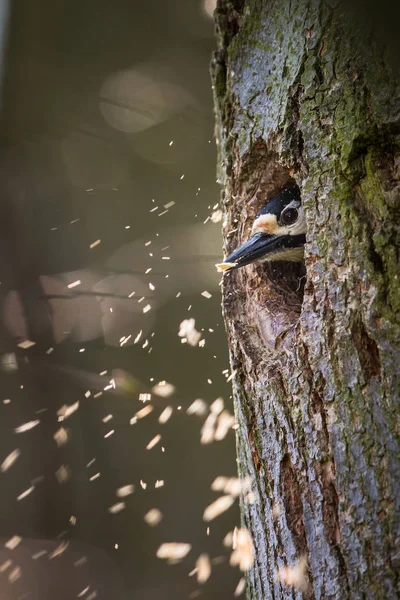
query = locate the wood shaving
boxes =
[195,553,211,584]
[67,280,81,289]
[57,401,79,421]
[144,508,163,526]
[53,427,68,446]
[55,465,70,483]
[17,340,36,349]
[158,406,173,424]
[215,262,237,272]
[229,528,255,572]
[116,485,134,498]
[136,405,153,419]
[234,577,246,597]
[187,399,207,416]
[1,449,21,472]
[157,543,191,561]
[49,541,69,559]
[15,420,40,433]
[108,502,126,514]
[203,495,235,521]
[17,486,34,501]
[275,556,308,592]
[152,381,175,398]
[8,566,21,583]
[146,434,161,450]
[5,536,22,550]
[178,318,202,346]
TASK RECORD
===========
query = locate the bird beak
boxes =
[217,233,280,270]
[216,232,305,271]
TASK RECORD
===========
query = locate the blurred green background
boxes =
[0,1,240,598]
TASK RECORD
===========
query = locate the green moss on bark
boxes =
[214,0,400,598]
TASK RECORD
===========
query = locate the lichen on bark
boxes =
[212,0,400,598]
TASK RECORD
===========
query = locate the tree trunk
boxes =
[211,1,400,598]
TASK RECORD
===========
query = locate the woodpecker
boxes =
[216,185,306,271]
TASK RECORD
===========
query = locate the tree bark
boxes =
[211,1,400,598]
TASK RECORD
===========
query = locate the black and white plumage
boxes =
[217,185,306,271]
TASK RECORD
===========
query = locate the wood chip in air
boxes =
[275,556,308,592]
[214,410,236,441]
[32,550,47,560]
[187,399,207,416]
[5,536,22,550]
[67,280,81,289]
[158,406,173,424]
[156,543,191,561]
[116,485,134,497]
[49,540,69,559]
[0,560,12,572]
[211,476,251,498]
[201,290,212,299]
[215,262,237,272]
[229,528,255,572]
[1,449,21,472]
[146,434,161,450]
[234,577,246,597]
[136,405,153,419]
[108,502,126,514]
[210,397,224,415]
[17,340,36,349]
[203,495,235,521]
[225,476,251,498]
[144,508,163,526]
[210,209,222,223]
[57,401,79,421]
[178,319,202,346]
[54,427,68,446]
[195,553,211,584]
[8,566,21,583]
[15,420,40,433]
[55,465,70,483]
[201,413,217,445]
[211,476,229,492]
[151,381,175,398]
[244,491,256,504]
[17,486,34,501]
[77,586,90,598]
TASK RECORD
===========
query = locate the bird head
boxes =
[217,185,306,271]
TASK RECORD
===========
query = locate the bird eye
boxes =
[280,207,299,226]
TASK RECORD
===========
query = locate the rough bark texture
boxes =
[211,1,400,598]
